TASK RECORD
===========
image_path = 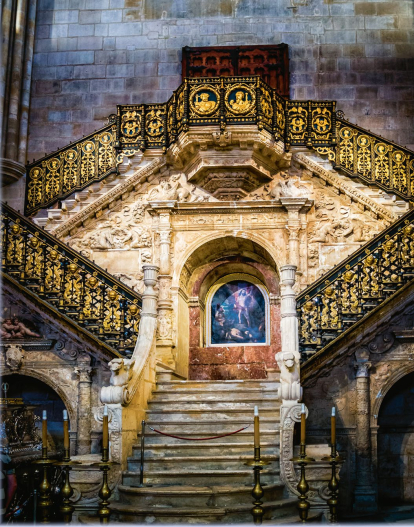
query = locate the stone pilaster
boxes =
[75,353,93,455]
[280,197,312,271]
[149,203,175,369]
[353,351,377,513]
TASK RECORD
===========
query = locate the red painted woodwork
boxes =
[182,44,290,97]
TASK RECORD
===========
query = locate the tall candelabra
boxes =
[291,405,315,524]
[322,407,342,523]
[244,406,270,525]
[32,411,56,524]
[93,406,117,524]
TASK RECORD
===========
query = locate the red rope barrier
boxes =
[147,424,250,441]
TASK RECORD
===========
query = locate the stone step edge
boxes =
[132,441,278,449]
[152,388,279,394]
[139,426,280,433]
[118,482,284,495]
[110,498,296,516]
[146,409,280,414]
[156,380,280,384]
[150,396,280,402]
[128,454,279,463]
[123,469,280,477]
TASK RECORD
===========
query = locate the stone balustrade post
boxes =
[276,265,302,404]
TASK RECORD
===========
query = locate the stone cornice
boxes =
[294,152,397,224]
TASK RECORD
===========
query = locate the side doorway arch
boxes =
[377,370,414,504]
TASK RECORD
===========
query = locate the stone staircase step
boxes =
[146,408,280,421]
[122,468,280,486]
[140,429,280,444]
[117,482,286,508]
[148,398,280,410]
[110,497,299,524]
[152,388,279,401]
[155,380,280,391]
[143,421,280,435]
[128,454,279,472]
[132,441,279,458]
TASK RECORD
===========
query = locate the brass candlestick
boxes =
[291,442,315,523]
[245,447,270,525]
[32,448,56,523]
[93,447,117,524]
[322,443,342,523]
[54,448,79,524]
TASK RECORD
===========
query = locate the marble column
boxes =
[1,0,37,184]
[75,353,93,455]
[353,352,377,513]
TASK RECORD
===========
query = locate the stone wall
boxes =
[28,0,414,163]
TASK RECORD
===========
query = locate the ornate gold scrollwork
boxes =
[260,86,273,125]
[288,105,308,141]
[27,167,44,209]
[120,110,141,142]
[80,141,96,184]
[176,90,185,125]
[146,108,165,139]
[312,107,331,136]
[2,205,142,354]
[62,149,78,193]
[45,158,61,201]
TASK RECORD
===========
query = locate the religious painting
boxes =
[210,281,267,345]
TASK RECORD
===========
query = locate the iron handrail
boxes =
[1,202,142,355]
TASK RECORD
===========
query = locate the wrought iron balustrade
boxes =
[315,115,414,201]
[25,120,117,216]
[25,75,336,215]
[297,208,414,360]
[1,203,141,355]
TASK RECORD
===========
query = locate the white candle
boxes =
[43,410,47,419]
[254,406,260,448]
[332,407,335,417]
[63,409,68,420]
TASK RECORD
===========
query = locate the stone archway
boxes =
[176,235,281,380]
[377,370,414,504]
[3,373,69,453]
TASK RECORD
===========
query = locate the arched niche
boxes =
[205,273,270,347]
[176,235,281,380]
[3,373,70,452]
[377,370,414,505]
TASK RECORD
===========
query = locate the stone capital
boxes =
[355,361,371,378]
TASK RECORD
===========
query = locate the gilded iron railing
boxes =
[315,114,414,201]
[25,118,117,215]
[1,203,141,355]
[297,208,414,360]
[25,76,336,215]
